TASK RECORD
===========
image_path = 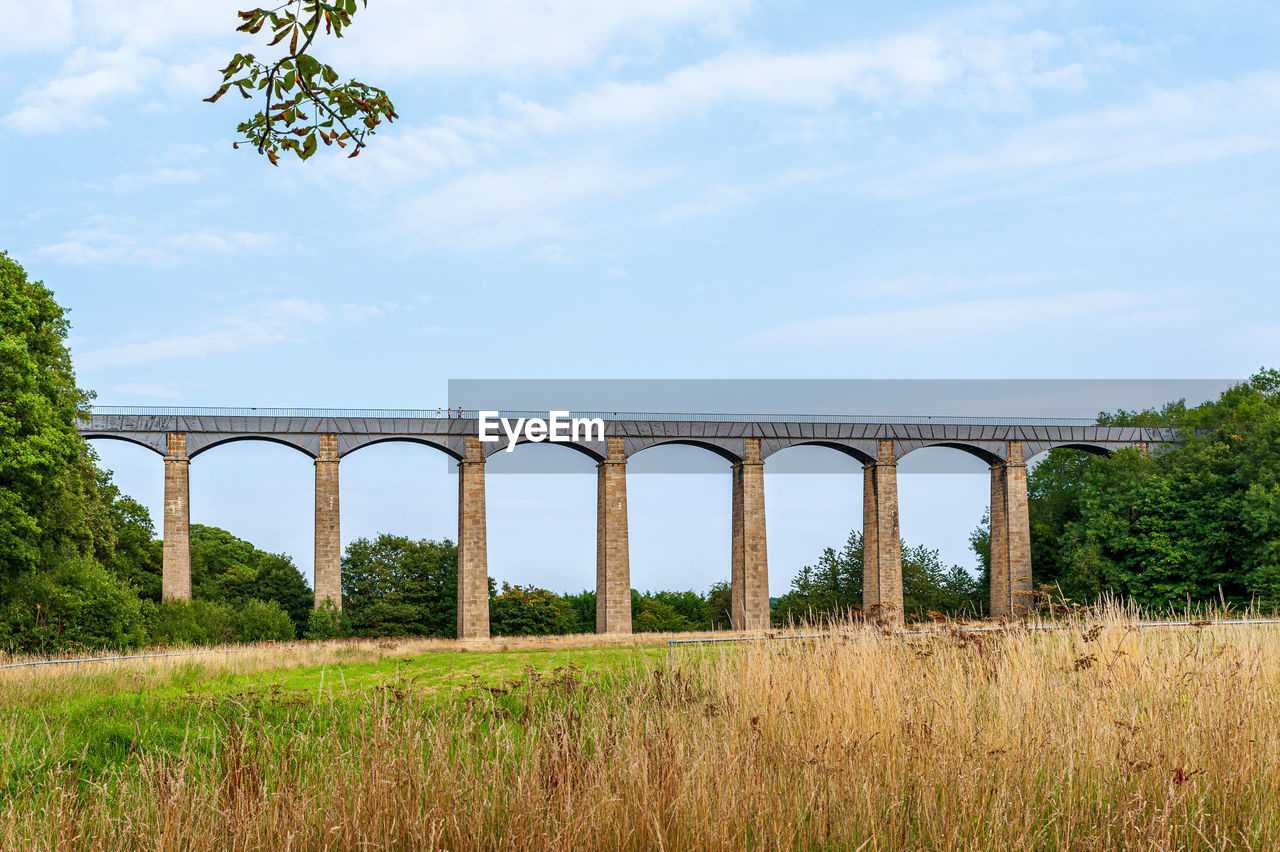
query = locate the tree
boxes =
[92,470,163,601]
[703,581,733,630]
[235,598,298,642]
[772,531,863,625]
[562,590,596,634]
[0,557,152,653]
[1014,370,1280,611]
[773,529,984,624]
[206,1,397,165]
[632,597,693,633]
[189,525,313,636]
[0,252,96,578]
[0,253,156,653]
[901,542,983,616]
[151,599,237,647]
[342,534,457,637]
[305,599,352,640]
[490,584,579,636]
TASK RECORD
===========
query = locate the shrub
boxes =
[633,598,694,633]
[0,556,151,653]
[150,599,236,646]
[489,583,579,636]
[234,598,297,642]
[305,600,352,640]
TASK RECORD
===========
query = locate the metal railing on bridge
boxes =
[86,405,1126,428]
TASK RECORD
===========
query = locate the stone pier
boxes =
[457,435,490,639]
[731,438,770,630]
[596,436,631,634]
[162,432,191,600]
[314,434,342,608]
[862,439,903,625]
[989,440,1032,617]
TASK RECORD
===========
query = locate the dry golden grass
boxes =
[5,610,1280,850]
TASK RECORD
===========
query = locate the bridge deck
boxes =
[79,406,1176,464]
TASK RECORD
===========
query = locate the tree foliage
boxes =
[206,1,397,165]
[0,557,151,653]
[490,583,580,636]
[1021,370,1280,610]
[305,599,352,640]
[0,254,161,652]
[0,252,95,577]
[773,530,985,624]
[189,524,313,636]
[342,534,457,637]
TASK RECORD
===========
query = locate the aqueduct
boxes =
[79,407,1177,636]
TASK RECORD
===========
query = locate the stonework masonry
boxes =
[731,438,770,630]
[162,432,191,600]
[457,435,490,639]
[314,434,342,609]
[91,412,1162,634]
[862,439,903,625]
[596,436,631,634]
[989,440,1032,616]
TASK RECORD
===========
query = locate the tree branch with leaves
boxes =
[205,1,397,165]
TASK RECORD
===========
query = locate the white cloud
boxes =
[503,27,1090,135]
[88,166,201,194]
[531,244,574,264]
[340,302,407,322]
[326,0,751,78]
[744,290,1141,349]
[844,273,1040,300]
[34,226,279,267]
[71,1,230,52]
[657,166,847,224]
[5,46,163,131]
[307,115,527,187]
[398,157,671,249]
[873,71,1280,197]
[77,299,330,370]
[0,0,75,53]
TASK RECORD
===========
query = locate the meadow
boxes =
[3,613,1280,850]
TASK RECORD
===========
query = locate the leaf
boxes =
[289,24,299,55]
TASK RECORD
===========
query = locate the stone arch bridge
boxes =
[80,407,1176,636]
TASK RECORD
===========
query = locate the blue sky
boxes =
[2,1,1276,596]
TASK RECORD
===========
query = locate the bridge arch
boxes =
[483,436,605,464]
[899,441,1004,466]
[340,435,464,462]
[188,434,317,460]
[626,437,743,464]
[81,432,166,456]
[1027,441,1113,462]
[762,439,876,466]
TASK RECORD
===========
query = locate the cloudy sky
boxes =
[2,0,1274,596]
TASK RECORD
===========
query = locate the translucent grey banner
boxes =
[445,379,1235,474]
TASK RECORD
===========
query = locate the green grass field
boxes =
[2,642,666,788]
